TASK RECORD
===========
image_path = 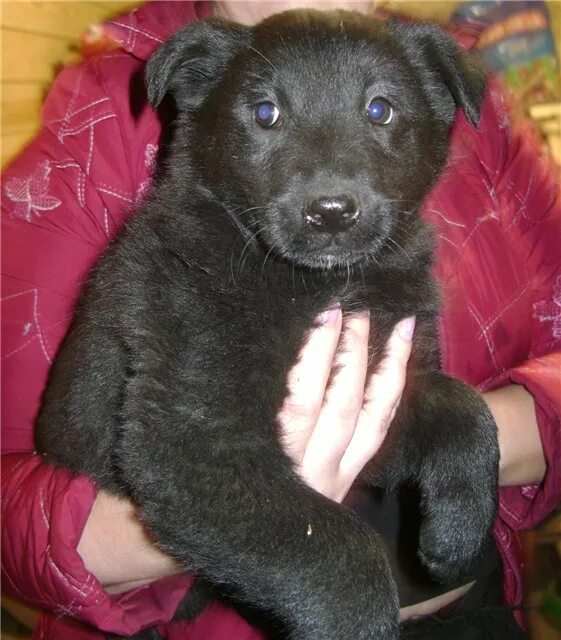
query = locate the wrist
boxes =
[483,384,546,487]
[77,491,180,590]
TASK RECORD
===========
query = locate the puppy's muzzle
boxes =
[303,194,360,234]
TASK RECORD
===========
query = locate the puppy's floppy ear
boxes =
[145,19,251,108]
[388,20,486,127]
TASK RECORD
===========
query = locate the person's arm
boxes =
[76,490,181,595]
[477,85,561,530]
[485,385,547,487]
[1,453,195,635]
[481,94,561,530]
[494,352,561,530]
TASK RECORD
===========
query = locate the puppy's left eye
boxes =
[367,98,393,125]
[255,101,281,128]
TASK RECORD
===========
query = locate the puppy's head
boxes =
[146,11,485,270]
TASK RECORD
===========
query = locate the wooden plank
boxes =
[1,2,142,83]
[1,82,45,103]
[0,1,140,167]
[1,1,140,40]
[2,98,43,133]
[2,30,71,83]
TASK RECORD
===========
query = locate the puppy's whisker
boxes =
[366,251,381,269]
[291,262,297,298]
[260,244,276,280]
[229,252,238,287]
[236,205,267,217]
[393,218,418,235]
[385,198,417,205]
[384,243,402,260]
[236,226,266,279]
[249,45,277,72]
[359,264,367,294]
[386,237,412,264]
[397,208,416,218]
[300,270,309,295]
[246,71,275,86]
[221,207,255,240]
[344,261,352,292]
[396,224,418,249]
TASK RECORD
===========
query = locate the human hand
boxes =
[214,1,373,25]
[279,309,415,503]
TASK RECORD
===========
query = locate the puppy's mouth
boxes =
[286,237,383,269]
[250,202,393,271]
[255,224,392,271]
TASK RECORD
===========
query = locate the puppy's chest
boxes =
[231,258,430,323]
[147,258,430,366]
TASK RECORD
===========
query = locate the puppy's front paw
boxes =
[409,378,499,583]
[418,490,497,583]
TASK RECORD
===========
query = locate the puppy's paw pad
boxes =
[417,546,475,584]
[417,508,491,582]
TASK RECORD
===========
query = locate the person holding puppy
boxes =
[2,1,559,639]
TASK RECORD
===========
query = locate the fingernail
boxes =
[397,316,416,341]
[317,303,341,326]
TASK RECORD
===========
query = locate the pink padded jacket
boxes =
[2,2,560,638]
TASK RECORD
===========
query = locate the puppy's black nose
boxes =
[303,195,360,233]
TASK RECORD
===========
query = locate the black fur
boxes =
[37,11,498,640]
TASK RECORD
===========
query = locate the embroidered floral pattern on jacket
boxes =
[136,143,159,203]
[533,275,561,339]
[4,162,62,222]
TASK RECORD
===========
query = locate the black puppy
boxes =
[37,11,499,640]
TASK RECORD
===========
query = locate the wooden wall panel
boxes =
[2,29,72,83]
[1,1,140,168]
[2,1,137,38]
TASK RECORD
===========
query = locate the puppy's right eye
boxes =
[367,98,393,125]
[255,102,281,128]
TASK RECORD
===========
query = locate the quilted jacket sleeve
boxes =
[487,107,561,530]
[1,53,192,636]
[449,85,561,531]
